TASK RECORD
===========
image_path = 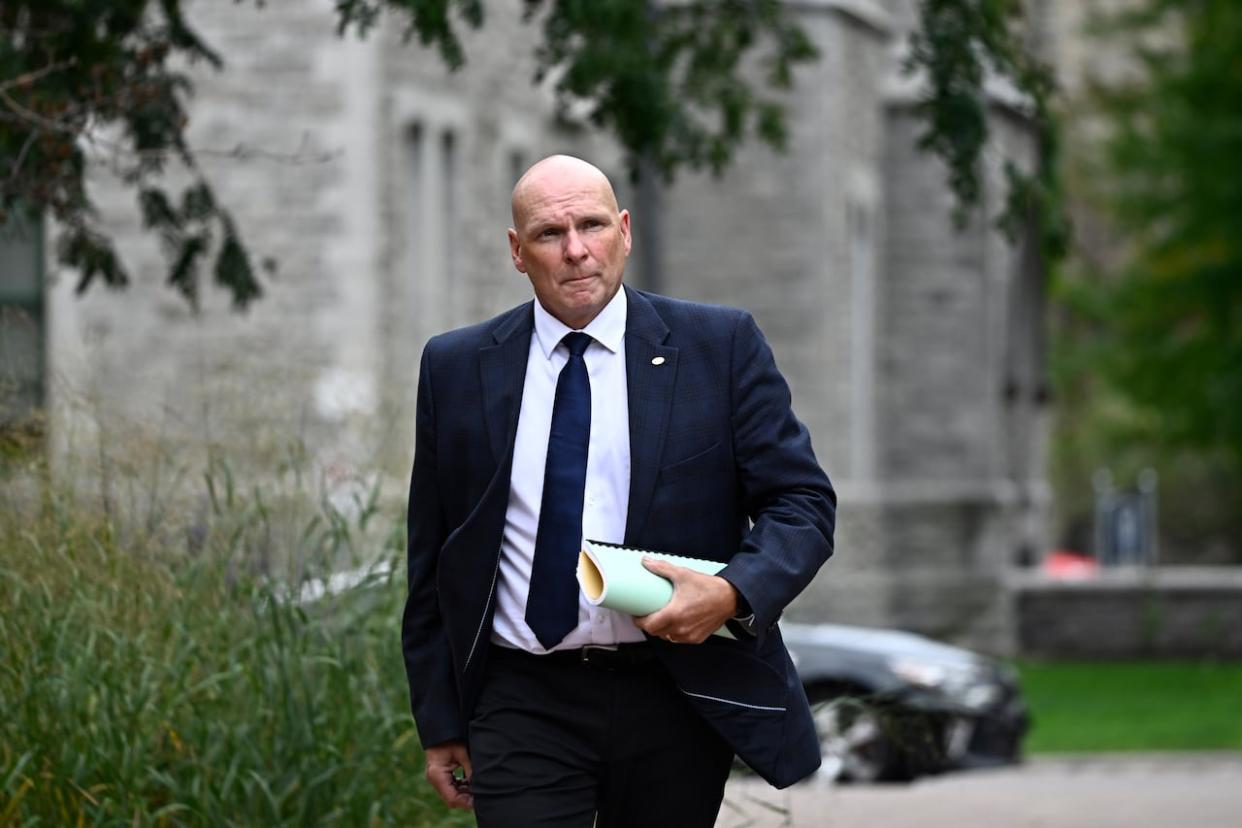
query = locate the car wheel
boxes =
[810,695,903,783]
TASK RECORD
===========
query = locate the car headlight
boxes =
[889,658,952,689]
[961,683,1002,710]
[888,657,999,710]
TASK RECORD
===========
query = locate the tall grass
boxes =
[0,442,466,826]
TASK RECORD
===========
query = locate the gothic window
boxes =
[847,197,876,481]
[404,120,464,333]
[507,149,526,187]
[0,209,44,429]
[441,128,458,298]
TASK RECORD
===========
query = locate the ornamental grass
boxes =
[0,437,464,827]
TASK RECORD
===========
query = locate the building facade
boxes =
[28,0,1053,651]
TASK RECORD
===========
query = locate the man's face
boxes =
[509,166,632,330]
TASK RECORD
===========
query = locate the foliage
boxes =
[905,0,1066,258]
[1049,0,1242,555]
[527,0,816,177]
[0,453,464,826]
[341,0,818,176]
[1019,660,1242,752]
[0,1,264,310]
[1,0,1058,309]
[1084,0,1241,466]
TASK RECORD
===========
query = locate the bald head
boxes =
[506,153,632,329]
[511,154,620,229]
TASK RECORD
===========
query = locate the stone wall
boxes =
[1013,569,1242,658]
[46,0,614,486]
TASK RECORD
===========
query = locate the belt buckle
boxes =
[581,644,619,669]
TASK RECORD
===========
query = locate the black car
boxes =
[782,622,1029,783]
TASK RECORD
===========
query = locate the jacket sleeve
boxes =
[401,343,464,747]
[717,311,837,643]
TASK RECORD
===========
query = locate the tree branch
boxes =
[0,59,77,94]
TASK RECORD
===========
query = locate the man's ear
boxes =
[508,228,527,273]
[619,209,632,256]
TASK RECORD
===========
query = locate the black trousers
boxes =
[467,644,734,828]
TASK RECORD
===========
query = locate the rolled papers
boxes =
[577,539,734,639]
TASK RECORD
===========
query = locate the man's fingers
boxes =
[444,742,473,778]
[635,612,674,639]
[642,556,686,580]
[429,764,464,809]
[428,775,471,809]
[633,610,665,635]
[425,742,474,810]
[637,560,733,644]
[427,766,474,810]
[636,607,696,641]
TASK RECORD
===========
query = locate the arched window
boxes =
[847,197,876,481]
[0,208,44,430]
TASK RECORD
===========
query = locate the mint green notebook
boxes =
[576,539,734,639]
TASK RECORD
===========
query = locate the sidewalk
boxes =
[718,753,1242,828]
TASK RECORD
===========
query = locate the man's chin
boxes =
[555,298,605,328]
[563,285,602,308]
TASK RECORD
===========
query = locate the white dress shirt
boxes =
[491,288,645,652]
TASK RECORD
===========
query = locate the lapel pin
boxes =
[651,356,666,366]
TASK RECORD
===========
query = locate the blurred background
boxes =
[2,0,1239,824]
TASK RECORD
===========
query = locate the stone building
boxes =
[2,0,1055,652]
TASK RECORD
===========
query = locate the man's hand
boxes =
[425,740,473,810]
[633,558,739,644]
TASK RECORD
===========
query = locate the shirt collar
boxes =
[532,286,627,360]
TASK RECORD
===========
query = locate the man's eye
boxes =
[539,228,559,238]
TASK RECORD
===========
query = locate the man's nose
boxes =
[563,229,588,262]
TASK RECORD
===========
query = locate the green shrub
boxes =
[0,458,466,826]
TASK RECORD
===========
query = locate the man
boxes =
[402,155,835,827]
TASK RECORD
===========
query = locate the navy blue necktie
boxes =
[526,331,593,649]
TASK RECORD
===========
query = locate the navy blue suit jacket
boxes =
[401,285,836,788]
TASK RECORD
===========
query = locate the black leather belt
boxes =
[492,642,657,671]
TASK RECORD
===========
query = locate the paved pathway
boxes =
[718,753,1242,827]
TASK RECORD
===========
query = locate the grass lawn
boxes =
[1017,660,1242,753]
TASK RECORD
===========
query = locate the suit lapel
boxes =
[479,303,534,465]
[623,286,678,543]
